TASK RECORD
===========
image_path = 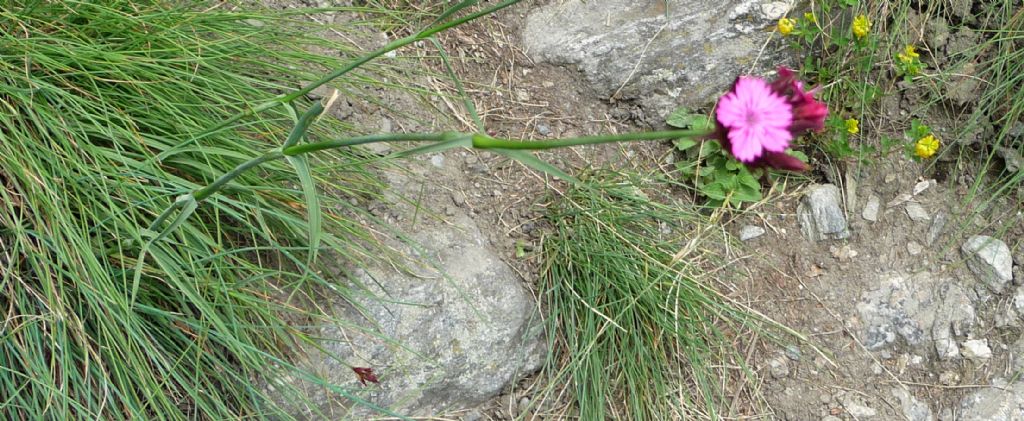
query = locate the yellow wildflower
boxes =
[852,14,871,39]
[845,118,860,135]
[778,18,796,35]
[804,12,816,24]
[915,134,940,159]
[897,45,919,64]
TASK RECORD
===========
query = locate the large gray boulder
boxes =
[522,0,794,119]
[268,202,544,418]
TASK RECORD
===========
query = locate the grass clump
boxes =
[0,1,398,418]
[538,173,766,420]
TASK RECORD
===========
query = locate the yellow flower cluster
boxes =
[898,45,919,64]
[778,17,796,35]
[845,118,859,135]
[915,134,940,159]
[853,15,871,39]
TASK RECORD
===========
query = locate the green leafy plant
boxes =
[666,108,771,207]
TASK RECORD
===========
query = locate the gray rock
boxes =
[798,184,850,241]
[821,417,842,421]
[841,393,877,418]
[522,0,792,120]
[856,272,975,355]
[959,379,1024,421]
[536,123,552,137]
[892,387,935,421]
[767,356,789,379]
[908,241,924,256]
[273,211,544,417]
[863,194,881,222]
[962,235,1014,293]
[961,339,992,361]
[927,211,948,246]
[906,202,931,222]
[739,225,766,241]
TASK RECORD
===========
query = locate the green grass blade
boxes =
[286,155,322,268]
[490,149,576,182]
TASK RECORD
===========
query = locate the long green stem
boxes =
[188,129,704,205]
[471,130,705,149]
[193,152,284,201]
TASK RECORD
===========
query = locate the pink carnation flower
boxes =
[711,67,829,172]
[716,77,794,162]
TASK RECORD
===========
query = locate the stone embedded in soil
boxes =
[857,272,975,355]
[521,0,793,120]
[892,387,935,421]
[862,194,881,222]
[840,393,878,418]
[1011,336,1024,374]
[768,355,789,379]
[739,225,766,241]
[958,379,1024,421]
[271,210,544,417]
[797,184,850,241]
[927,211,948,246]
[907,241,924,256]
[961,339,992,361]
[905,202,931,222]
[962,235,1014,293]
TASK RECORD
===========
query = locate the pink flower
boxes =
[716,77,793,162]
[712,67,828,172]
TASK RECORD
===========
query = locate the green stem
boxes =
[282,133,452,156]
[471,129,706,150]
[193,152,284,201]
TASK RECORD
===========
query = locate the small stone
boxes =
[961,339,992,361]
[1014,265,1023,286]
[913,179,936,195]
[362,142,393,156]
[888,193,913,207]
[430,154,445,168]
[830,245,858,262]
[461,410,483,421]
[768,356,789,378]
[820,393,833,404]
[907,241,924,255]
[892,387,935,421]
[821,417,842,421]
[863,194,881,222]
[936,336,960,360]
[962,235,1014,293]
[939,371,960,386]
[798,184,850,241]
[841,394,878,418]
[536,123,552,136]
[927,211,948,246]
[906,202,931,222]
[1010,335,1024,374]
[739,225,766,241]
[785,345,802,361]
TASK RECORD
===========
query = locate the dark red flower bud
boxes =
[352,367,379,386]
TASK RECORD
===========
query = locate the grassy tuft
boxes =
[537,172,769,420]
[0,1,404,418]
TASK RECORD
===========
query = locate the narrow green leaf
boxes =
[132,194,198,304]
[429,36,484,131]
[490,149,577,183]
[422,0,479,33]
[286,154,322,268]
[390,135,473,158]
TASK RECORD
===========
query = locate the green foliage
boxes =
[666,108,762,207]
[0,1,440,418]
[539,173,763,420]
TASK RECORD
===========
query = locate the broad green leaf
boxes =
[287,154,321,268]
[666,107,712,131]
[674,138,698,151]
[787,149,809,163]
